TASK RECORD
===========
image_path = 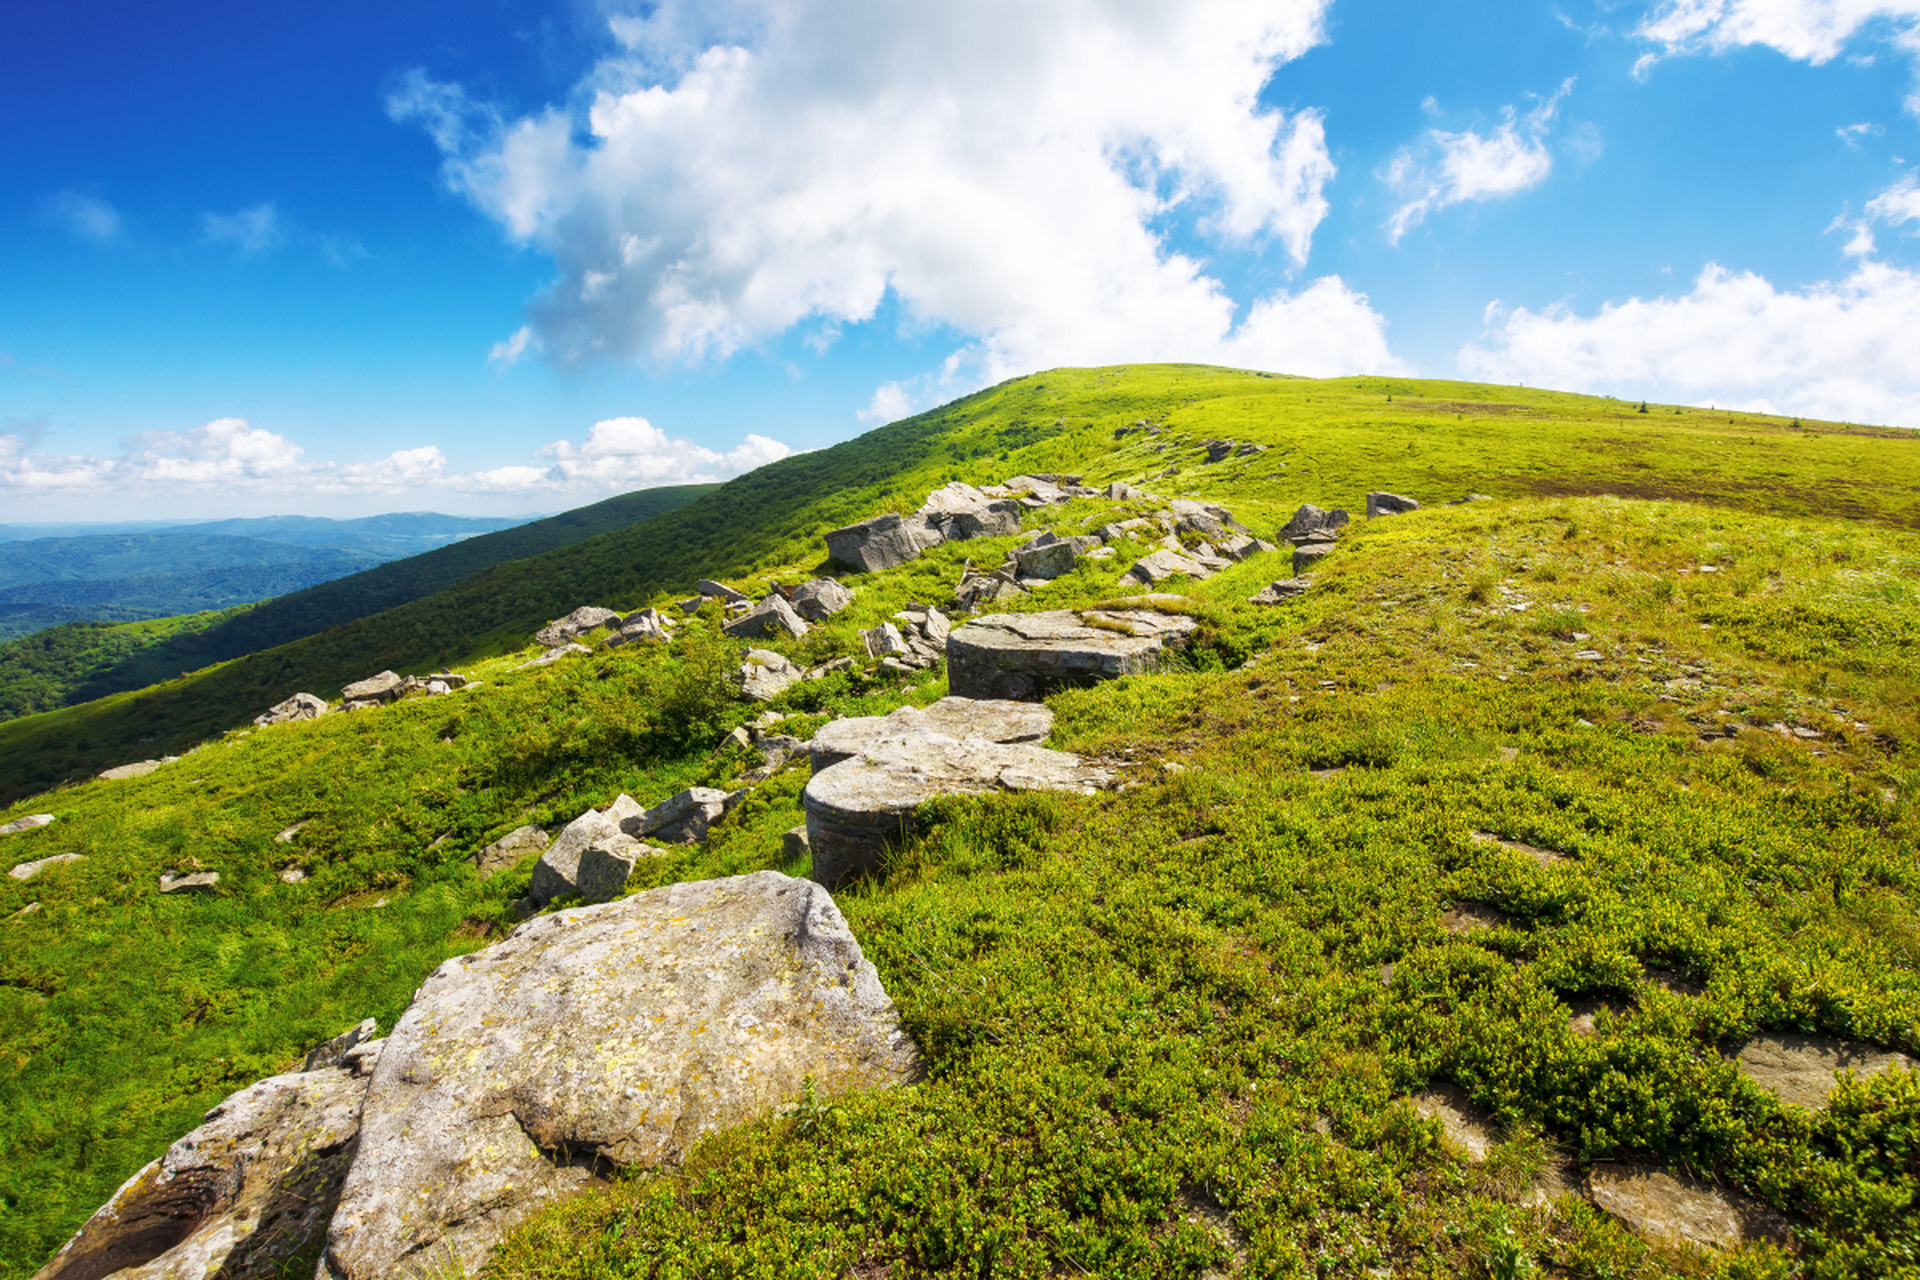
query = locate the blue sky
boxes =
[5,0,1919,519]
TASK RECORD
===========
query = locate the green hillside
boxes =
[0,609,248,721]
[2,366,1917,1280]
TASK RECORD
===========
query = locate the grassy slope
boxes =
[0,608,248,720]
[1,365,1917,1279]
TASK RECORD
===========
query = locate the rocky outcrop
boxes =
[1277,504,1349,543]
[473,825,549,879]
[1366,491,1420,518]
[32,1064,367,1280]
[320,872,919,1280]
[723,594,810,640]
[9,853,85,881]
[254,693,329,727]
[99,757,176,781]
[1733,1033,1914,1109]
[536,606,621,648]
[809,697,1055,772]
[947,607,1199,701]
[1,813,56,835]
[805,727,1112,887]
[825,513,939,574]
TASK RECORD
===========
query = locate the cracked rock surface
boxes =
[320,871,919,1280]
[946,608,1199,700]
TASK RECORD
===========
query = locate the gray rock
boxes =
[946,607,1200,701]
[0,813,55,835]
[805,728,1113,886]
[321,872,919,1279]
[340,671,404,704]
[723,593,811,640]
[515,643,590,670]
[1167,498,1247,533]
[788,578,854,621]
[1204,439,1235,463]
[916,482,1025,542]
[535,606,621,648]
[809,697,1056,772]
[575,834,661,902]
[34,1066,364,1280]
[158,871,219,894]
[921,604,951,645]
[1001,475,1068,503]
[1105,481,1138,500]
[697,579,750,603]
[8,853,85,881]
[1015,540,1080,580]
[254,692,329,727]
[1366,491,1420,518]
[1277,504,1349,543]
[862,621,908,658]
[528,808,620,907]
[474,825,550,879]
[825,513,938,573]
[1292,542,1336,576]
[99,757,176,781]
[1734,1033,1914,1110]
[1413,1084,1496,1162]
[1586,1164,1775,1252]
[1249,578,1312,605]
[1124,549,1211,585]
[740,649,802,702]
[782,824,811,862]
[635,787,732,845]
[278,867,308,885]
[952,573,1026,613]
[303,1018,378,1072]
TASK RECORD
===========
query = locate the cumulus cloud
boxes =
[202,203,283,256]
[482,417,792,491]
[1383,81,1575,243]
[41,191,123,242]
[393,0,1402,389]
[1636,1,1920,109]
[1460,259,1920,427]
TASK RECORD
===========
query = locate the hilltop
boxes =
[2,365,1917,1280]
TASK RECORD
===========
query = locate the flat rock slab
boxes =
[9,853,85,881]
[946,608,1200,701]
[474,825,550,879]
[1734,1033,1914,1110]
[33,1066,365,1280]
[1413,1083,1496,1162]
[159,871,219,895]
[321,871,919,1280]
[740,648,802,702]
[99,758,176,781]
[810,697,1055,772]
[1472,830,1567,866]
[1,814,56,835]
[1586,1164,1776,1252]
[805,727,1112,887]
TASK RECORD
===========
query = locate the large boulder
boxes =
[723,594,810,640]
[320,873,920,1279]
[339,671,404,705]
[32,1065,367,1280]
[528,807,624,907]
[787,578,854,621]
[1366,491,1420,518]
[824,513,937,573]
[917,482,1023,541]
[254,693,329,727]
[535,606,621,648]
[810,697,1056,772]
[1277,504,1349,543]
[805,728,1112,886]
[947,607,1200,701]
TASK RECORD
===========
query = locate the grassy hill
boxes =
[1,366,1917,1280]
[0,484,713,744]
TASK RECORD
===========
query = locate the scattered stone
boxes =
[254,692,329,727]
[474,825,550,879]
[274,821,310,844]
[1366,491,1420,518]
[1586,1164,1773,1252]
[8,853,85,881]
[528,808,623,908]
[948,608,1200,701]
[159,871,220,895]
[787,578,854,621]
[810,697,1055,772]
[98,757,176,781]
[723,593,811,640]
[1472,831,1567,866]
[1277,504,1350,543]
[0,814,56,835]
[697,579,750,604]
[322,872,919,1279]
[1214,533,1274,562]
[1292,542,1336,576]
[862,621,908,658]
[279,867,308,884]
[12,902,41,920]
[1574,649,1604,661]
[952,572,1027,613]
[1249,577,1312,605]
[303,1018,378,1072]
[575,834,662,902]
[1204,439,1235,463]
[917,482,1024,541]
[825,512,939,573]
[340,671,405,705]
[1001,474,1069,503]
[1106,481,1138,500]
[536,606,621,648]
[1124,548,1211,585]
[1414,1083,1496,1162]
[516,643,590,670]
[1016,540,1081,580]
[635,787,733,845]
[806,728,1113,886]
[34,1065,366,1280]
[740,648,803,702]
[782,824,811,862]
[1734,1033,1915,1110]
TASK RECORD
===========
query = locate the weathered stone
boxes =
[303,1018,378,1072]
[1205,439,1235,463]
[740,649,802,702]
[810,697,1056,772]
[528,809,619,907]
[159,871,220,895]
[1413,1083,1496,1162]
[825,513,937,573]
[339,671,404,704]
[321,872,919,1279]
[1249,578,1311,605]
[696,579,750,603]
[948,608,1199,701]
[782,824,811,862]
[788,578,854,621]
[253,692,329,727]
[921,604,951,646]
[0,814,56,835]
[9,853,85,881]
[1015,540,1080,580]
[1124,549,1211,585]
[32,1067,365,1280]
[536,606,621,648]
[1001,474,1067,502]
[575,834,661,902]
[1105,481,1138,500]
[99,758,175,781]
[1167,498,1246,533]
[515,643,590,670]
[914,483,1023,541]
[636,787,731,845]
[1366,491,1420,518]
[952,573,1026,613]
[1586,1165,1773,1252]
[1277,504,1349,543]
[1292,542,1335,575]
[1734,1033,1914,1110]
[863,621,908,658]
[806,728,1112,887]
[723,594,810,640]
[474,825,550,879]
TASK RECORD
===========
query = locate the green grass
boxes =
[1,365,1917,1279]
[0,606,250,721]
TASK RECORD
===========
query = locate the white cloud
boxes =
[1383,81,1575,243]
[1838,120,1885,144]
[390,0,1401,389]
[479,416,793,491]
[1460,259,1920,427]
[202,203,283,256]
[321,446,451,493]
[41,191,123,242]
[1866,172,1920,224]
[1637,1,1920,110]
[488,326,538,370]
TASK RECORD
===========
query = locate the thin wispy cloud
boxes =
[201,203,284,257]
[1635,0,1920,111]
[40,191,124,242]
[1383,81,1576,244]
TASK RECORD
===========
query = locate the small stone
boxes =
[514,643,590,670]
[159,871,220,894]
[278,867,308,884]
[98,757,174,781]
[723,594,810,640]
[697,579,751,603]
[0,814,56,835]
[1124,549,1210,585]
[1292,543,1335,576]
[740,648,803,702]
[863,621,909,658]
[1249,577,1311,605]
[8,853,85,881]
[576,834,661,902]
[635,787,731,845]
[782,824,811,862]
[254,692,329,727]
[1366,491,1420,518]
[340,671,405,704]
[1277,504,1349,543]
[275,821,309,844]
[788,578,854,621]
